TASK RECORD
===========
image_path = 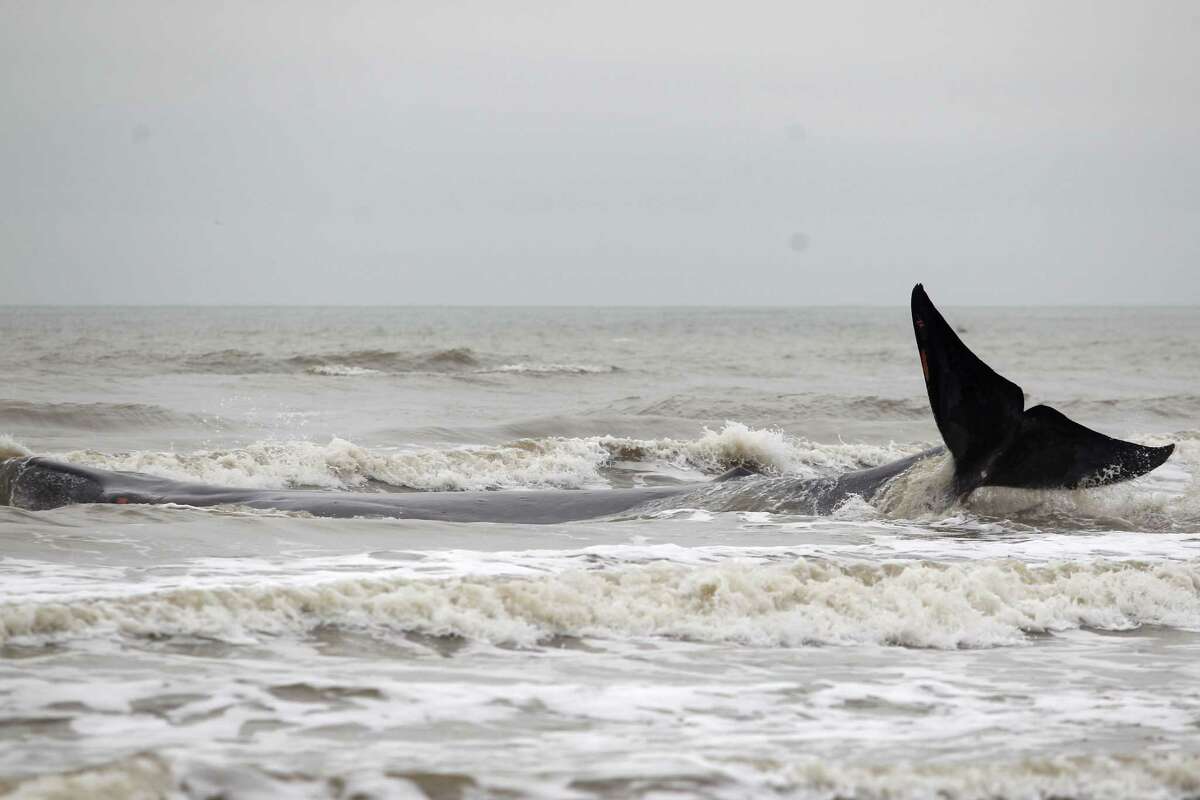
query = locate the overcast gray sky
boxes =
[2,0,1197,305]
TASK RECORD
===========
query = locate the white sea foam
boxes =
[3,557,1196,649]
[304,364,384,376]
[855,431,1199,530]
[0,754,174,800]
[871,450,958,517]
[8,750,1200,800]
[750,752,1200,800]
[55,436,616,492]
[485,362,617,375]
[960,433,1200,530]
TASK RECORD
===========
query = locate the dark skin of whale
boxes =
[0,450,940,522]
[0,286,1174,523]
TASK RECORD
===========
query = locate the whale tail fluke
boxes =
[910,284,1174,495]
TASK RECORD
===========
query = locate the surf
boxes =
[0,286,1174,523]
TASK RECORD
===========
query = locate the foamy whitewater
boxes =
[1,305,1198,799]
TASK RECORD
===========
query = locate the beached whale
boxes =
[0,286,1175,522]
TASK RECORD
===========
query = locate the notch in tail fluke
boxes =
[910,284,1174,495]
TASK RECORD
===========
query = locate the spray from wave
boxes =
[600,422,920,476]
[0,433,31,461]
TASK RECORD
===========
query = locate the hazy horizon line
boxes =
[2,302,1197,310]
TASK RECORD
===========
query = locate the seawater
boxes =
[0,305,1198,799]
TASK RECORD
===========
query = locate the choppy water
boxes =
[1,305,1198,799]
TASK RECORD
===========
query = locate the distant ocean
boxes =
[1,304,1198,799]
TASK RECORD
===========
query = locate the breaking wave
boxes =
[0,433,31,461]
[759,752,1200,800]
[7,750,1200,800]
[0,754,174,800]
[53,437,615,492]
[44,423,924,493]
[599,422,920,477]
[2,558,1197,649]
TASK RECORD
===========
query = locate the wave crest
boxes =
[2,558,1196,649]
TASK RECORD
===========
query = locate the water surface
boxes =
[1,305,1198,799]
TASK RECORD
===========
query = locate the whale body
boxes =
[0,286,1175,523]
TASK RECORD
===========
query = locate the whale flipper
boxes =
[910,284,1173,494]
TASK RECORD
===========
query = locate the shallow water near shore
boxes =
[1,305,1199,799]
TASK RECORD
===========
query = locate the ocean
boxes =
[1,304,1198,799]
